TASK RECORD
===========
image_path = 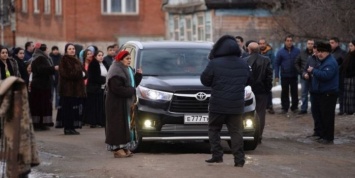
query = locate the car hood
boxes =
[140,76,209,92]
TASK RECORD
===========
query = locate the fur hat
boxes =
[115,51,130,61]
[316,42,331,52]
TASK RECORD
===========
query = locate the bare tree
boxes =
[260,0,355,42]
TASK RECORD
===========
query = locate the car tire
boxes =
[129,125,143,153]
[243,111,260,151]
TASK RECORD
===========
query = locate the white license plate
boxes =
[184,115,209,124]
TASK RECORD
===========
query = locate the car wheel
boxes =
[243,111,260,151]
[129,125,143,153]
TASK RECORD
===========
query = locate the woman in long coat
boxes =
[86,50,109,127]
[30,43,58,130]
[56,43,87,135]
[105,50,142,158]
[340,40,355,115]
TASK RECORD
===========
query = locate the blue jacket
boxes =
[275,46,300,78]
[200,35,251,114]
[311,54,339,94]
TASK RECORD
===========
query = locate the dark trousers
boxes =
[208,112,244,163]
[312,93,338,141]
[281,77,299,111]
[309,93,321,135]
[267,91,273,109]
[255,94,268,138]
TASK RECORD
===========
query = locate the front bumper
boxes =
[136,105,257,141]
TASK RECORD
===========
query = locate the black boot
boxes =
[205,157,223,163]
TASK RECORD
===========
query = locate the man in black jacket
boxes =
[201,35,252,167]
[243,42,273,143]
[329,37,347,115]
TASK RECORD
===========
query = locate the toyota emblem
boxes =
[195,92,207,101]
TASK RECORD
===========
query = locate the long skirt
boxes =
[29,88,53,127]
[343,77,355,114]
[55,96,84,130]
[85,89,106,127]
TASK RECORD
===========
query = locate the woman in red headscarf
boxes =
[105,50,142,158]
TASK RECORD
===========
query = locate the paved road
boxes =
[29,112,355,178]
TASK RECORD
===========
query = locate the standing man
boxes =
[275,35,301,114]
[24,41,34,63]
[295,39,314,114]
[329,37,346,115]
[103,45,115,67]
[303,42,321,137]
[307,42,338,144]
[49,46,62,109]
[201,35,252,167]
[259,38,275,114]
[243,42,273,143]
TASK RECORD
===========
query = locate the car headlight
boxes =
[138,86,173,101]
[244,86,252,100]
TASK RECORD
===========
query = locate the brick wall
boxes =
[212,11,279,43]
[15,0,165,50]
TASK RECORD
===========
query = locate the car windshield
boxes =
[138,48,210,76]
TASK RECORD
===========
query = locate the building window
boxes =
[22,0,28,13]
[33,0,40,13]
[173,16,179,41]
[197,15,205,41]
[185,16,192,41]
[55,0,62,15]
[102,0,139,15]
[44,0,51,14]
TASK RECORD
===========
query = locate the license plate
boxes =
[184,115,209,124]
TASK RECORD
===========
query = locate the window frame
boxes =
[44,0,51,14]
[101,0,139,15]
[55,0,62,15]
[22,0,28,13]
[33,0,40,14]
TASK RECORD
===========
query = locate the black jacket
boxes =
[243,53,273,95]
[31,49,55,89]
[87,59,109,93]
[49,52,62,87]
[14,56,29,85]
[201,35,252,114]
[294,49,313,74]
[332,46,346,66]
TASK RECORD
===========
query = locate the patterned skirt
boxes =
[55,96,84,129]
[343,76,355,114]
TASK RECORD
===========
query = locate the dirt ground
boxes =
[29,108,355,178]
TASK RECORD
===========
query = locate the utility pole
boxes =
[0,0,4,46]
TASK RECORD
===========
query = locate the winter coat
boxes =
[294,49,313,75]
[86,59,109,93]
[311,54,339,94]
[0,77,40,177]
[243,53,273,95]
[260,45,275,69]
[303,54,320,93]
[200,35,252,114]
[331,46,346,66]
[275,46,300,78]
[49,52,62,87]
[31,49,55,89]
[13,56,29,85]
[0,58,21,80]
[340,51,355,78]
[103,55,114,67]
[58,54,86,98]
[105,61,142,146]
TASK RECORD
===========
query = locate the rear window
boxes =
[138,48,210,76]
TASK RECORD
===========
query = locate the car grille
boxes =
[169,94,209,113]
[169,91,252,113]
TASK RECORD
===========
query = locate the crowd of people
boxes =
[1,34,353,164]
